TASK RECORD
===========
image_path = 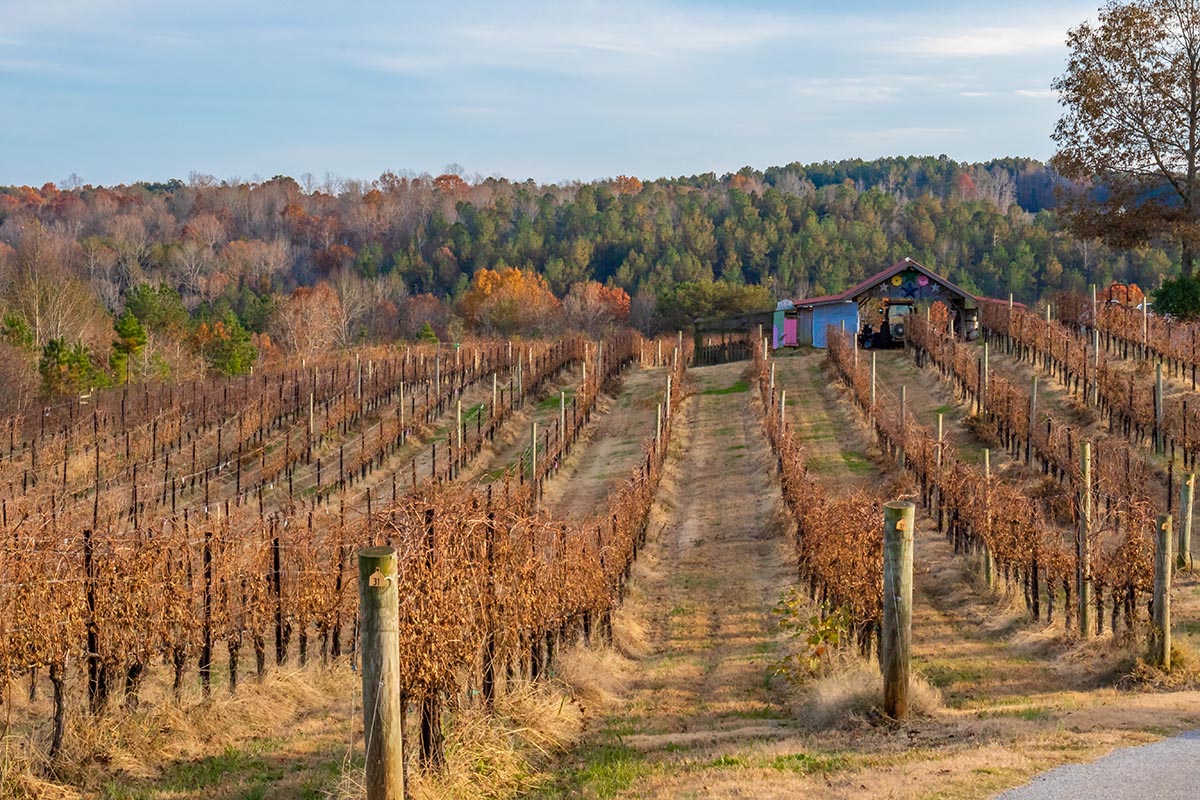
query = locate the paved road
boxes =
[996,730,1200,799]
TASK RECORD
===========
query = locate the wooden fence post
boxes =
[358,546,404,800]
[1027,375,1037,467]
[530,421,538,493]
[1155,363,1165,454]
[898,386,907,469]
[1180,473,1195,572]
[869,352,877,431]
[983,449,995,588]
[981,340,989,415]
[1078,441,1093,637]
[1153,514,1173,670]
[883,501,915,720]
[934,413,943,521]
[779,390,786,436]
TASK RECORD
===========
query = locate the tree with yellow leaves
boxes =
[461,267,561,336]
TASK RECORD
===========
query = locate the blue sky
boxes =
[0,0,1100,186]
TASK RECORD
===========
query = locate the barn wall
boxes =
[795,308,814,346]
[812,302,858,348]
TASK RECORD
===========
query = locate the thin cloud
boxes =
[960,91,993,97]
[1015,88,1059,98]
[0,57,94,77]
[910,26,1063,56]
[357,5,806,78]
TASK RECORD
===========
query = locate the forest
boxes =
[0,155,1181,406]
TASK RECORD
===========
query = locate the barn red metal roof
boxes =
[791,258,978,307]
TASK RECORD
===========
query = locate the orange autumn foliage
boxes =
[461,267,561,336]
[563,281,630,336]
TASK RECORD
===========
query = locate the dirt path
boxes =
[772,350,877,487]
[534,361,804,797]
[540,365,667,519]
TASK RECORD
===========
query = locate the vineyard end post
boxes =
[981,339,989,415]
[882,501,914,720]
[779,390,786,437]
[869,352,877,433]
[1078,441,1093,638]
[1153,515,1173,670]
[1155,363,1165,455]
[1180,473,1195,572]
[983,449,995,588]
[357,546,405,800]
[1027,374,1037,468]
[530,421,538,499]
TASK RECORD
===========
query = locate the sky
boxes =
[0,0,1101,187]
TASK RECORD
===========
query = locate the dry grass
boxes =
[404,684,585,800]
[795,660,942,730]
[327,642,628,800]
[555,646,631,713]
[1,667,356,799]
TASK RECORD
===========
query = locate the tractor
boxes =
[857,299,913,349]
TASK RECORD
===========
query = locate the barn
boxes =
[774,258,978,349]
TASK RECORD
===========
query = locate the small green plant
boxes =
[417,322,439,344]
[772,590,852,683]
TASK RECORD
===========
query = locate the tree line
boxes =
[0,155,1183,402]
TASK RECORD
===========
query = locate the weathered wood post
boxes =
[769,362,775,395]
[1078,441,1093,637]
[655,403,662,443]
[1180,473,1195,572]
[882,501,915,719]
[357,546,404,800]
[559,391,566,445]
[1027,374,1038,467]
[1155,362,1165,454]
[869,352,877,432]
[779,390,787,437]
[665,374,673,419]
[1143,299,1149,358]
[1153,514,1173,670]
[530,421,538,492]
[983,449,995,588]
[934,413,943,520]
[981,340,989,416]
[492,373,498,418]
[898,385,907,469]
